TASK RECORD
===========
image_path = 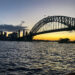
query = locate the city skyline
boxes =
[0,0,75,40]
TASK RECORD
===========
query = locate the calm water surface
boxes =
[0,41,75,75]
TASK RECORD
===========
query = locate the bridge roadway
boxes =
[30,27,75,36]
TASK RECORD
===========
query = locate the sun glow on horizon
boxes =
[33,31,75,41]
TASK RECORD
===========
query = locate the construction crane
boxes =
[19,21,28,29]
[18,21,28,38]
[19,21,25,26]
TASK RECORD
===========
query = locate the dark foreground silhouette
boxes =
[58,38,75,43]
[66,73,75,75]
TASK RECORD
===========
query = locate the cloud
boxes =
[0,24,27,32]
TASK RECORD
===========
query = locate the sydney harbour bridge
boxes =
[0,15,75,41]
[28,15,75,40]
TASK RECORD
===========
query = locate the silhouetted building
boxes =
[26,31,28,36]
[0,31,7,40]
[0,31,3,36]
[18,30,20,38]
[8,32,17,40]
[23,29,25,37]
[4,32,7,37]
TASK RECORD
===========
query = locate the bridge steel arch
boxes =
[30,16,75,35]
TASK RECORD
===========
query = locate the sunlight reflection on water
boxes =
[0,41,75,75]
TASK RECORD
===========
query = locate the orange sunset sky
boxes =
[33,31,75,41]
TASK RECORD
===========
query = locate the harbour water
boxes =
[0,41,75,75]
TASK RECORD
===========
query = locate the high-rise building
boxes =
[23,29,25,37]
[18,30,20,38]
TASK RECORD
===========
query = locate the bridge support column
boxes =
[24,32,33,41]
[26,35,33,41]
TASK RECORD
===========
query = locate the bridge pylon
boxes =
[26,32,33,41]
